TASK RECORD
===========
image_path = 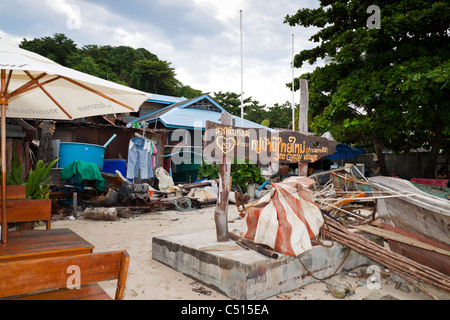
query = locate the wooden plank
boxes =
[0,250,127,299]
[199,244,242,251]
[12,283,112,300]
[375,194,450,247]
[115,251,130,300]
[0,228,95,262]
[352,224,450,256]
[1,185,26,200]
[0,199,51,224]
[204,122,336,165]
[228,232,279,259]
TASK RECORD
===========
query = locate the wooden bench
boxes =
[0,198,52,230]
[1,185,52,232]
[0,228,95,263]
[0,250,130,300]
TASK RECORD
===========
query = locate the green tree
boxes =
[212,91,250,116]
[132,59,179,95]
[20,34,197,99]
[266,101,294,129]
[175,85,203,99]
[211,91,270,125]
[285,1,450,177]
[244,99,268,125]
[20,33,78,66]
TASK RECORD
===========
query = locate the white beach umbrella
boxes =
[0,38,151,243]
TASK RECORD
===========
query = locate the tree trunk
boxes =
[37,120,54,163]
[372,134,389,176]
[84,207,118,221]
[423,122,444,178]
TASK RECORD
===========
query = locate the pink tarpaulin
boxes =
[241,176,323,256]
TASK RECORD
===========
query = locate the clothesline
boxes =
[126,134,158,180]
[135,132,157,144]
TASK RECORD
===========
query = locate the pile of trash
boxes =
[78,167,223,214]
[236,163,450,299]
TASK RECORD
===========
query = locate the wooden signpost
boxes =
[205,80,336,242]
[211,112,234,242]
[204,123,336,166]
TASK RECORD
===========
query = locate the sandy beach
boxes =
[41,203,449,301]
[45,204,232,300]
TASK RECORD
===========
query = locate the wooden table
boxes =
[0,228,94,263]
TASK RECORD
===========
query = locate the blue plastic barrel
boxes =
[58,142,105,169]
[103,159,127,176]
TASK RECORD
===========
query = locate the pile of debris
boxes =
[63,167,223,219]
[234,164,450,299]
[77,165,272,219]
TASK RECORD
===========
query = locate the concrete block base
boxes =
[152,229,374,300]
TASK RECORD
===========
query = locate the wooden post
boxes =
[1,70,7,244]
[37,120,54,164]
[73,192,78,219]
[298,79,309,177]
[214,112,234,242]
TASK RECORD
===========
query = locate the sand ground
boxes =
[45,204,449,301]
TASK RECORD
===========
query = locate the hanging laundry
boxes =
[126,137,154,180]
[150,139,158,169]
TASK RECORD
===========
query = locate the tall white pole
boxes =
[291,34,295,130]
[240,10,244,127]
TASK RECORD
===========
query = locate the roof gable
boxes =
[131,94,226,124]
[180,95,225,113]
[128,94,272,131]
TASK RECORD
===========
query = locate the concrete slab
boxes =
[152,229,377,300]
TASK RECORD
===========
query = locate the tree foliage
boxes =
[198,160,265,193]
[211,91,292,129]
[285,0,450,177]
[19,33,202,99]
[19,34,293,129]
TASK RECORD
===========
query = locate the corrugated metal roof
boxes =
[159,108,270,130]
[145,93,186,105]
[132,95,271,131]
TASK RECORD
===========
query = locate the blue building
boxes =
[128,94,270,182]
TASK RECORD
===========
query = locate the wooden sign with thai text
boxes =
[204,121,337,165]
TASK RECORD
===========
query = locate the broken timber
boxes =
[352,224,450,257]
[228,232,279,259]
[323,215,450,295]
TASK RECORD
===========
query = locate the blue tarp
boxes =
[326,143,365,160]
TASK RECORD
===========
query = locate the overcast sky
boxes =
[0,0,321,107]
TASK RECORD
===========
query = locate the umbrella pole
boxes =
[1,103,5,244]
[1,70,7,244]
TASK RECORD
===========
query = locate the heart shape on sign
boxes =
[216,136,236,154]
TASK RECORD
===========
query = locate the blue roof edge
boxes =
[179,94,227,112]
[158,119,206,131]
[146,99,177,105]
[131,94,226,124]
